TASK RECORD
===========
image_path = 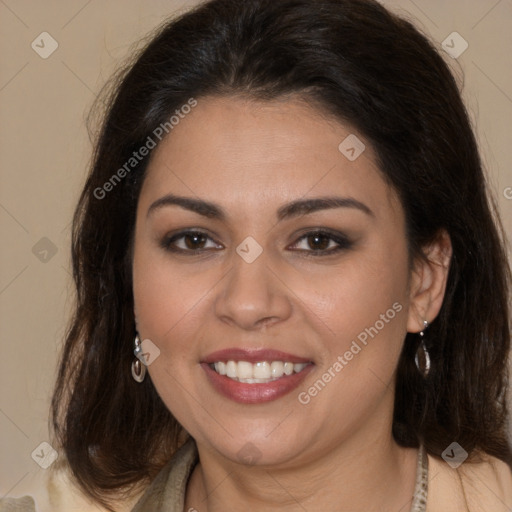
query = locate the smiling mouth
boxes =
[209,360,311,383]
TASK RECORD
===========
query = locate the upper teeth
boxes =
[212,361,308,382]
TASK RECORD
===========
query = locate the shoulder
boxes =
[0,461,140,512]
[0,439,198,512]
[427,450,512,512]
[130,438,199,512]
[0,496,36,512]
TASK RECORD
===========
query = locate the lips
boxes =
[201,348,314,404]
[202,348,311,365]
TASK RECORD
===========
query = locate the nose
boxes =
[214,251,293,331]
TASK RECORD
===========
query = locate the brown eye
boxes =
[306,233,331,251]
[160,230,223,253]
[183,232,207,249]
[289,229,353,255]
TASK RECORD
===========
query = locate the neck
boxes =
[185,417,419,512]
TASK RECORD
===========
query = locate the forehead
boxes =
[140,95,400,220]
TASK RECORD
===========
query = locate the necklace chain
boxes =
[410,445,429,512]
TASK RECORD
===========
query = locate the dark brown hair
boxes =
[51,0,512,508]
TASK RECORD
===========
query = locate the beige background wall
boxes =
[1,0,511,498]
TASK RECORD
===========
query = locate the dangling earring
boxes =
[414,320,430,377]
[131,333,146,383]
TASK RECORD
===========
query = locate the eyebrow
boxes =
[147,193,374,221]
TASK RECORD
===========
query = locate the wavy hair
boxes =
[51,0,511,509]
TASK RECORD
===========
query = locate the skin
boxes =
[132,95,452,512]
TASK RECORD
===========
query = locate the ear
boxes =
[407,229,452,333]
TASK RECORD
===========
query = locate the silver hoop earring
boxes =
[131,334,146,383]
[414,320,430,377]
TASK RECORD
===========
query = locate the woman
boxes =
[2,0,511,510]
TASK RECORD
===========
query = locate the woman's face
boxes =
[132,95,423,467]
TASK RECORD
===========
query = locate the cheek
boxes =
[132,238,189,342]
[297,238,410,368]
[292,244,410,427]
[132,242,205,409]
[132,239,219,359]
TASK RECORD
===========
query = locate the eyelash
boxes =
[159,229,353,257]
